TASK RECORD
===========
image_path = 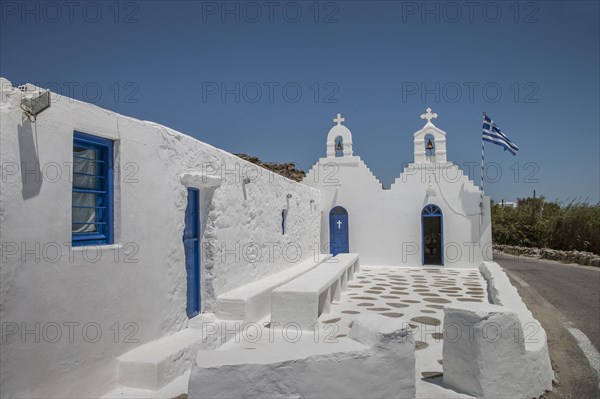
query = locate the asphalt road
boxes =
[496,253,600,398]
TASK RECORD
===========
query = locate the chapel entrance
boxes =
[329,206,349,256]
[422,204,443,266]
[184,188,201,317]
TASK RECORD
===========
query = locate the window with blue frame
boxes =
[72,132,114,246]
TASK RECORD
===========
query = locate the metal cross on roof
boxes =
[333,113,345,125]
[420,108,438,123]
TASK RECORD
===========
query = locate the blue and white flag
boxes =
[482,114,519,156]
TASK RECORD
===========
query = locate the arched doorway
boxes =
[422,204,443,266]
[329,206,349,256]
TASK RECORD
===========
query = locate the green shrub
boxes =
[491,198,600,255]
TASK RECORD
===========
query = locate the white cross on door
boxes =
[337,220,343,229]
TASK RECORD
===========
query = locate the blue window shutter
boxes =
[72,131,114,246]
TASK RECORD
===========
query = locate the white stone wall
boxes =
[304,124,492,268]
[189,314,416,399]
[0,78,320,398]
[442,262,553,398]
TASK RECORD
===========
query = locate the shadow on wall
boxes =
[199,187,217,242]
[442,181,482,220]
[18,120,42,200]
[456,181,482,240]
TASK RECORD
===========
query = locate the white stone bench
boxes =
[271,253,360,328]
[216,254,331,321]
[188,314,415,399]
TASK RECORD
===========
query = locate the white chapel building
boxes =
[303,110,492,267]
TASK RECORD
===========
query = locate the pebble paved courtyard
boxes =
[319,266,489,398]
[222,266,490,398]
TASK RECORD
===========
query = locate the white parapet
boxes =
[188,314,416,398]
[441,262,553,398]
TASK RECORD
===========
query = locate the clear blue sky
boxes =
[2,1,598,203]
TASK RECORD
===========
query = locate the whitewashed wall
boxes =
[303,122,492,268]
[0,78,320,398]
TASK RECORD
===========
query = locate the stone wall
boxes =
[494,244,600,267]
[442,261,554,398]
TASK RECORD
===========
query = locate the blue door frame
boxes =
[421,204,443,266]
[329,206,349,256]
[184,188,200,317]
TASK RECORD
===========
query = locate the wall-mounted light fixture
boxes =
[286,194,292,199]
[310,199,315,203]
[243,177,251,184]
[20,87,51,122]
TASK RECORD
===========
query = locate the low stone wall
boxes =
[188,314,416,398]
[494,244,600,267]
[441,261,553,398]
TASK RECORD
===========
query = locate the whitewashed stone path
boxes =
[320,266,488,398]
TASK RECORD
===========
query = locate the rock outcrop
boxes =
[235,154,306,182]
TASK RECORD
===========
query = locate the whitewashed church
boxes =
[303,110,492,267]
[0,78,552,399]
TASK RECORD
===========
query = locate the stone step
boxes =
[116,328,205,391]
[101,371,190,399]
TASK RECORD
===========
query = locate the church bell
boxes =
[336,141,343,151]
[426,139,434,150]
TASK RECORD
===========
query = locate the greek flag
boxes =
[482,114,519,156]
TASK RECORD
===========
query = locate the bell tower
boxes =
[414,108,447,163]
[326,113,353,158]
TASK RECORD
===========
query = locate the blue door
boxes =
[422,204,443,266]
[329,206,349,256]
[184,188,200,317]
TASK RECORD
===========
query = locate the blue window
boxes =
[281,209,286,235]
[72,131,114,246]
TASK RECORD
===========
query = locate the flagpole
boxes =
[480,112,486,219]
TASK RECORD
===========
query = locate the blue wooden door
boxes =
[329,206,349,256]
[184,188,200,317]
[422,204,443,266]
